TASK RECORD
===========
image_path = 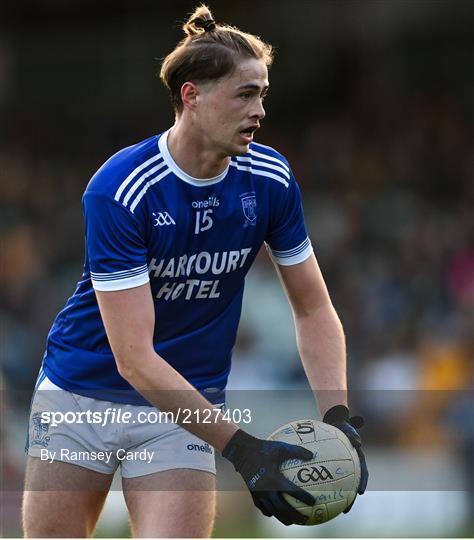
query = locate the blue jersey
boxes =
[42,129,313,405]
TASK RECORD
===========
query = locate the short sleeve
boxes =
[83,192,150,291]
[265,171,313,266]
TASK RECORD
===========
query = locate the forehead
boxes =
[225,58,269,90]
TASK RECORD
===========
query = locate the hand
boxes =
[323,405,369,513]
[222,429,315,525]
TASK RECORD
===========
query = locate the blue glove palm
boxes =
[222,429,316,525]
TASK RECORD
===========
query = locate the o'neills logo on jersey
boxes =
[148,248,252,301]
[192,196,220,209]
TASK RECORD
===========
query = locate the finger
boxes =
[273,512,293,526]
[269,491,308,526]
[280,477,315,506]
[338,423,361,448]
[252,493,273,517]
[343,496,356,514]
[356,448,369,494]
[279,443,313,462]
[350,415,365,430]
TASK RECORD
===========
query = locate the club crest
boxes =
[240,192,257,226]
[31,411,51,447]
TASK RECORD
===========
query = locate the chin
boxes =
[232,142,250,156]
[218,138,250,157]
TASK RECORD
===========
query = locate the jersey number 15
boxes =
[194,209,214,234]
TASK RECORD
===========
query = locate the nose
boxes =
[250,99,266,121]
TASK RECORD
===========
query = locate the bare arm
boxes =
[95,283,238,451]
[276,253,348,415]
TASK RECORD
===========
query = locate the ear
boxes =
[181,82,199,111]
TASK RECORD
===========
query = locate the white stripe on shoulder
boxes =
[235,156,290,180]
[122,160,167,207]
[129,168,173,213]
[114,153,163,202]
[229,161,289,188]
[249,148,290,172]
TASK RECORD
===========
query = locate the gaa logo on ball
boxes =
[297,464,334,483]
[267,419,361,525]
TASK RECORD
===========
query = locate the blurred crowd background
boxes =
[1,0,473,537]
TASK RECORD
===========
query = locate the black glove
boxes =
[323,405,369,513]
[222,429,316,525]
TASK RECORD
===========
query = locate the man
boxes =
[23,5,368,537]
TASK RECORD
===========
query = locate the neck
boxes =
[166,119,230,180]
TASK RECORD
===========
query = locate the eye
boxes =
[240,92,252,100]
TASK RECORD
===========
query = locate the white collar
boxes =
[158,129,230,187]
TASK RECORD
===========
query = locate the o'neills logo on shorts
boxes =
[186,443,213,454]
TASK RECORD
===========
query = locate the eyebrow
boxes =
[237,83,269,92]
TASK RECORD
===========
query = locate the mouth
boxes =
[239,125,259,144]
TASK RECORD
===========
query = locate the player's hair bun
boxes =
[161,3,273,112]
[183,4,216,36]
